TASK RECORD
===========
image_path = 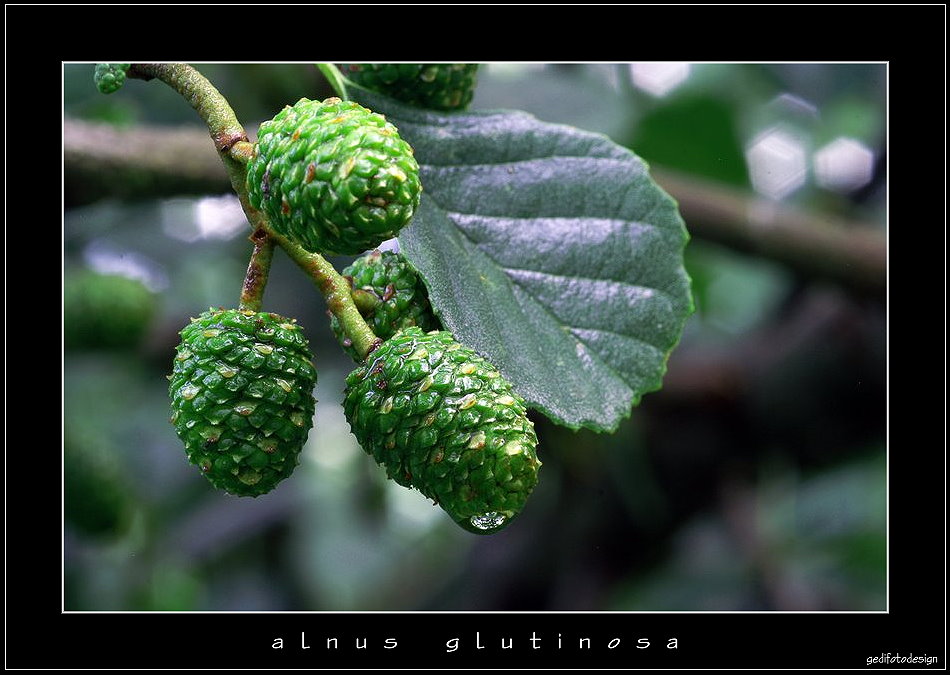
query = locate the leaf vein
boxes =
[420,155,639,170]
[442,209,680,236]
[500,265,679,307]
[569,326,666,357]
[437,199,676,355]
[507,283,635,397]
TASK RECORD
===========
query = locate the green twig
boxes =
[316,63,348,100]
[239,230,275,312]
[227,155,379,359]
[126,62,379,357]
[264,229,381,359]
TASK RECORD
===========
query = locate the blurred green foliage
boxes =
[64,269,157,350]
[63,63,886,611]
[629,95,749,187]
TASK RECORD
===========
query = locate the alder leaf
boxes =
[352,85,693,432]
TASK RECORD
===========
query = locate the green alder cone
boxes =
[246,97,422,256]
[343,327,541,534]
[340,64,480,111]
[64,430,134,538]
[94,63,131,94]
[331,249,441,361]
[64,270,157,350]
[168,308,317,497]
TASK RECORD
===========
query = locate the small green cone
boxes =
[168,308,317,496]
[340,64,480,111]
[343,328,540,534]
[331,249,441,361]
[246,97,422,256]
[94,63,131,94]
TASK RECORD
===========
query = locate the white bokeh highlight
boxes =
[485,63,546,80]
[83,240,168,292]
[629,63,691,97]
[768,93,819,120]
[161,195,246,243]
[745,128,808,200]
[814,137,874,192]
[193,195,247,240]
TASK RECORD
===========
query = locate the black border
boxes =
[10,2,947,669]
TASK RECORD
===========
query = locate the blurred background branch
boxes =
[64,119,229,204]
[654,168,885,295]
[65,118,886,296]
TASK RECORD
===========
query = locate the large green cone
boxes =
[168,308,317,496]
[246,97,421,256]
[343,327,540,534]
[331,249,441,361]
[340,64,480,111]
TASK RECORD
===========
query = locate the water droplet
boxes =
[461,512,509,534]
